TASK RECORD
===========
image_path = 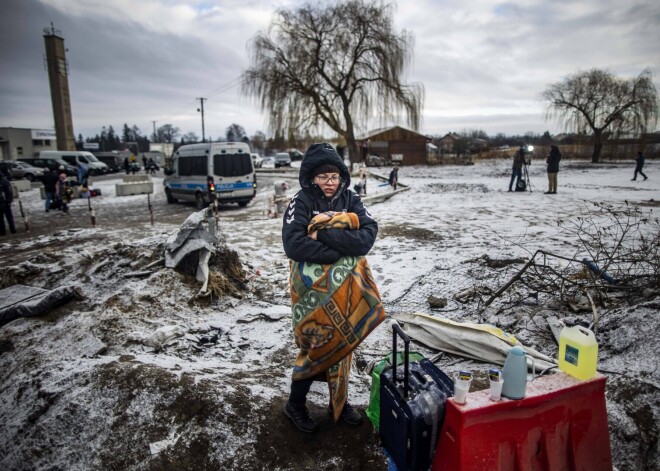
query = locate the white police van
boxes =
[39,150,109,176]
[163,142,256,209]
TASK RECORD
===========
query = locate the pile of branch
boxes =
[484,203,659,323]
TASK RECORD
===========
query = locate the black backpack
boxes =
[515,178,527,192]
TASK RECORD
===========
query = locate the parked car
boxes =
[40,151,109,176]
[261,156,275,169]
[95,152,129,173]
[274,152,292,168]
[5,161,45,181]
[288,149,304,161]
[19,157,78,177]
[251,153,263,169]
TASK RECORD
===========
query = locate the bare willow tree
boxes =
[241,0,424,161]
[542,68,658,163]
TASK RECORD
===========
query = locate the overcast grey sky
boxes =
[1,0,659,141]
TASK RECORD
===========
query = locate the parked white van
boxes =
[163,142,256,209]
[39,150,109,176]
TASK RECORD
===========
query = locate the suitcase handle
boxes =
[391,321,410,398]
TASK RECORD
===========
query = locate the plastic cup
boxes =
[453,380,470,404]
[489,378,504,401]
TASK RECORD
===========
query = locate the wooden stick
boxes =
[87,196,96,227]
[148,193,154,226]
[18,198,29,232]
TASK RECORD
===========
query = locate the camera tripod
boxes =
[522,161,533,193]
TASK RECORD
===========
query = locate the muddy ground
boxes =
[1,165,658,470]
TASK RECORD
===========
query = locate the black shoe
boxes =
[283,401,318,433]
[631,179,636,181]
[644,177,648,181]
[544,191,552,194]
[508,189,513,192]
[329,402,363,426]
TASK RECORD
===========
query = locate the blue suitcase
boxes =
[380,322,453,471]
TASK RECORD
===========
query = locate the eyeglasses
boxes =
[315,174,341,184]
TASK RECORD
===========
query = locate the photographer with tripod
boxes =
[508,145,526,192]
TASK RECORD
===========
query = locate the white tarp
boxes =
[164,207,219,293]
[396,312,557,371]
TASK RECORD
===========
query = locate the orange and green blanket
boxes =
[289,211,385,421]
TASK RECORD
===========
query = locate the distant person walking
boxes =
[388,166,399,190]
[148,157,157,175]
[632,151,648,181]
[0,169,17,236]
[142,154,148,173]
[509,146,526,192]
[77,162,87,186]
[43,168,59,212]
[545,145,561,194]
[124,157,130,175]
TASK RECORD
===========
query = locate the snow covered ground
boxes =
[0,158,658,470]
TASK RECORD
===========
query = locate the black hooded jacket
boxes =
[547,146,561,173]
[282,143,378,264]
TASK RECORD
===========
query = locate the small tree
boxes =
[250,131,267,154]
[542,69,659,162]
[156,124,180,144]
[241,0,423,162]
[181,132,199,144]
[226,124,247,142]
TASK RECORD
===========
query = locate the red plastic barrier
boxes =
[432,372,612,471]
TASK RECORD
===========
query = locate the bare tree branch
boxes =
[241,0,424,160]
[541,69,659,162]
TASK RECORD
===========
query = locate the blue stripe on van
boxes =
[169,181,254,192]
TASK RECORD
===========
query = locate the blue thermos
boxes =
[501,346,533,400]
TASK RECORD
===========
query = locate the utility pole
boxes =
[152,121,157,141]
[197,97,206,143]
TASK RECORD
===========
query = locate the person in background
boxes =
[43,167,59,212]
[359,163,368,196]
[509,145,526,192]
[545,145,561,194]
[56,172,73,214]
[0,169,17,236]
[130,154,138,175]
[632,151,648,181]
[142,154,148,174]
[388,166,399,190]
[147,157,157,175]
[124,157,130,175]
[281,143,384,433]
[77,162,87,186]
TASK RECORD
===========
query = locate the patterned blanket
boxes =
[289,211,385,421]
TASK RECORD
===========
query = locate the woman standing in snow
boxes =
[281,143,385,433]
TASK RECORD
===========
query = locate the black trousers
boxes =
[633,166,647,180]
[0,203,16,235]
[289,377,314,405]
